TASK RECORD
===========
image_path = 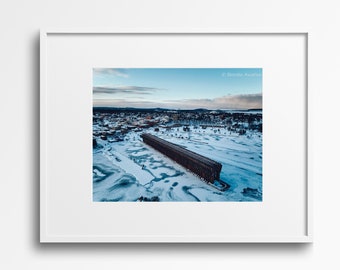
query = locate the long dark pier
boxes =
[141,133,222,183]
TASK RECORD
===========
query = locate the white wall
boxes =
[1,0,339,269]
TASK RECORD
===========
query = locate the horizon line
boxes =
[92,106,262,111]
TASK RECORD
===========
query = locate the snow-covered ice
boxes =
[93,124,262,202]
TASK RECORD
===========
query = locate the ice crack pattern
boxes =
[93,122,262,202]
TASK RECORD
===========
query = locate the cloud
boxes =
[93,99,156,108]
[93,85,162,95]
[93,93,262,110]
[164,93,262,110]
[214,93,262,109]
[93,68,129,78]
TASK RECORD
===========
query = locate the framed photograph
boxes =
[40,30,311,242]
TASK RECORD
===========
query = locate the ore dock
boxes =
[141,133,229,191]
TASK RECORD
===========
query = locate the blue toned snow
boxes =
[93,125,262,202]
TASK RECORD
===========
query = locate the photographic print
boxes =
[93,68,262,202]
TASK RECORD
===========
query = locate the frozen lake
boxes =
[93,125,262,202]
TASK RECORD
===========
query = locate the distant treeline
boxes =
[93,107,262,114]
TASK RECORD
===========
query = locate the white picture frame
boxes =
[40,29,311,243]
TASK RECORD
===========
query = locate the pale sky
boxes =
[93,68,262,110]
